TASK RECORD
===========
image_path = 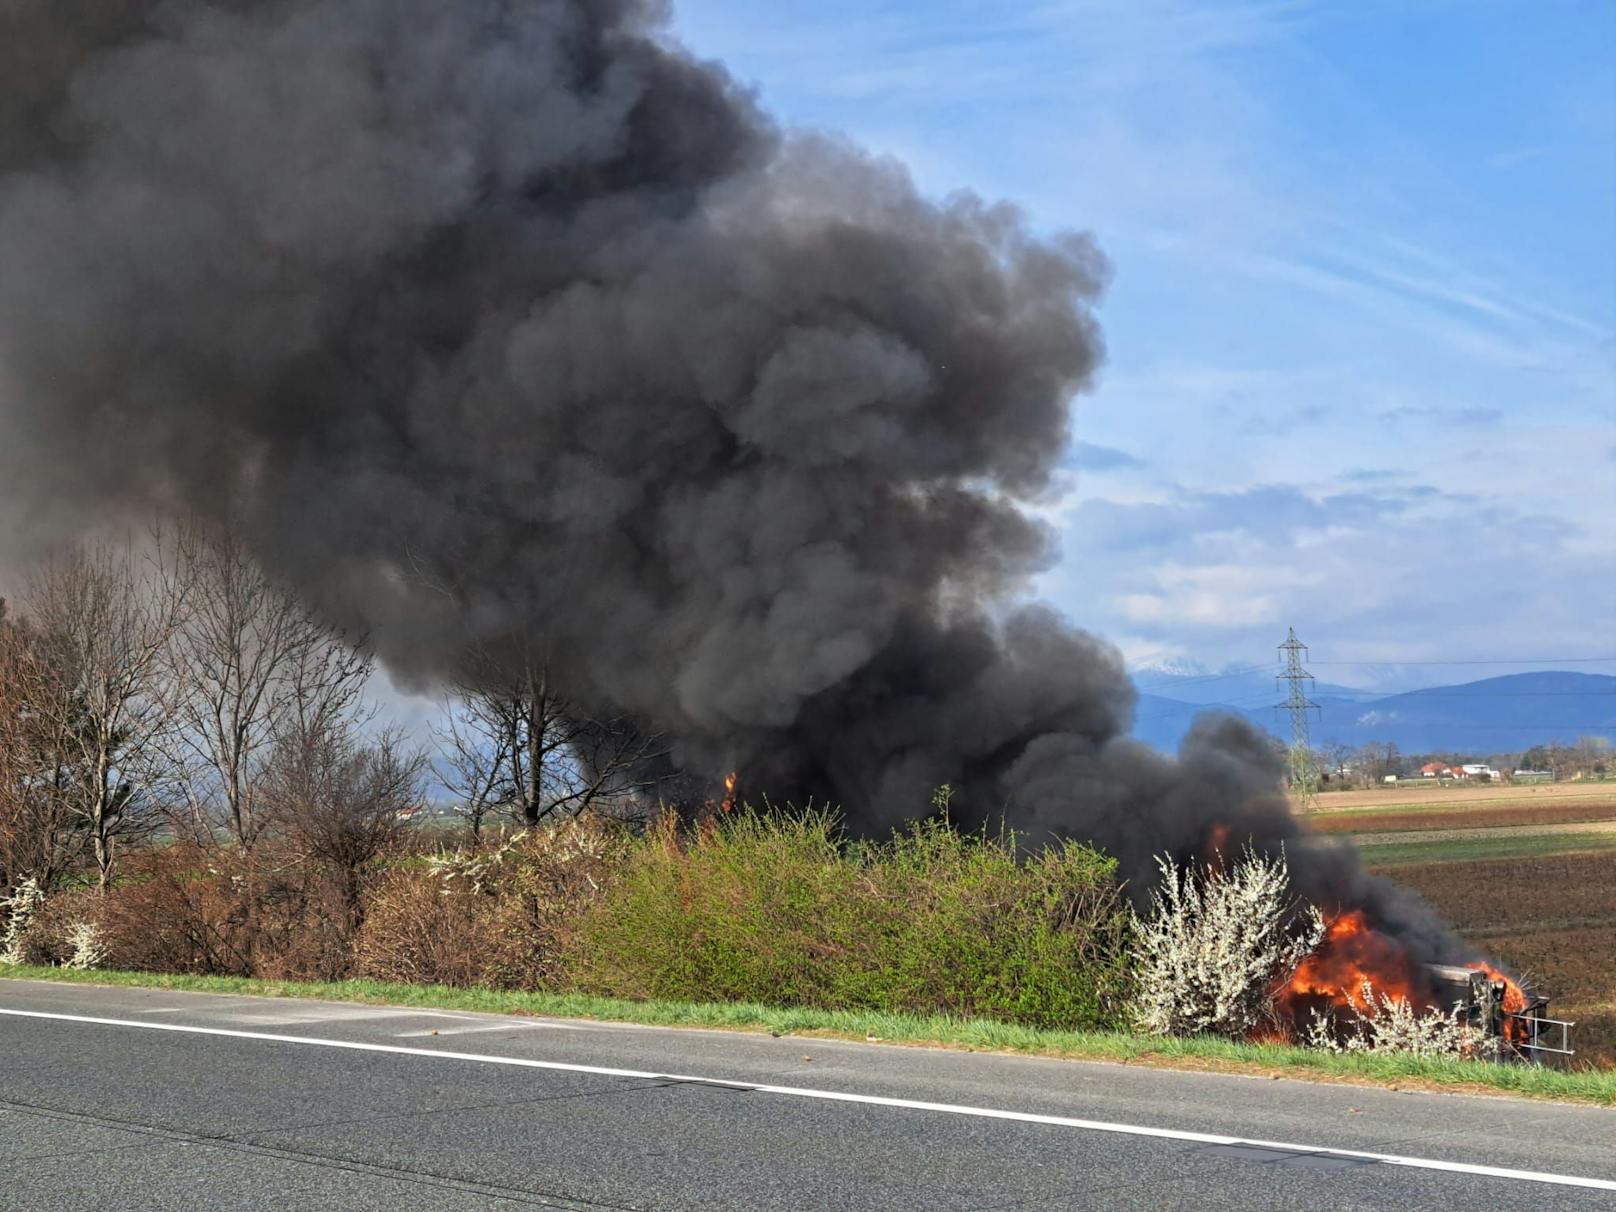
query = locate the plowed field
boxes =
[1366,851,1616,1067]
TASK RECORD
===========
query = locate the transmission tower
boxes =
[1276,627,1320,807]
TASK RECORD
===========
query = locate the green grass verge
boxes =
[1357,830,1616,866]
[4,963,1611,1106]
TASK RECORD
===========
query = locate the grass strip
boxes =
[3,963,1611,1106]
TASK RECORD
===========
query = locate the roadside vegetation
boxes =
[4,808,1135,1033]
[3,529,1612,1096]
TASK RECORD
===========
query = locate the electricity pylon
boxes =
[1277,628,1320,809]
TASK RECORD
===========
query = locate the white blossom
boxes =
[1131,846,1323,1039]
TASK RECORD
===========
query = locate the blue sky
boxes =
[669,0,1616,688]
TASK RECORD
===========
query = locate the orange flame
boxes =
[1468,960,1532,1046]
[719,771,738,814]
[1276,910,1431,1025]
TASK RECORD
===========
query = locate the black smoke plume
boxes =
[0,0,1466,967]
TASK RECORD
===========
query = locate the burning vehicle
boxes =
[1275,908,1574,1061]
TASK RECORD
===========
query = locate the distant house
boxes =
[1419,762,1447,778]
[1461,764,1498,779]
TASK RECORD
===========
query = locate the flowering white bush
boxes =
[1303,982,1491,1058]
[1,877,45,966]
[426,829,531,893]
[64,920,109,971]
[1131,846,1323,1039]
[426,818,625,897]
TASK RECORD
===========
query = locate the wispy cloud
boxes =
[1487,145,1551,170]
[1378,404,1502,426]
[1062,441,1145,471]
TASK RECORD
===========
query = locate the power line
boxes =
[1132,690,1616,722]
[1372,692,1616,698]
[1312,657,1616,666]
[1343,723,1616,732]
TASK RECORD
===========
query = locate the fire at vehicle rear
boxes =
[1424,963,1575,1064]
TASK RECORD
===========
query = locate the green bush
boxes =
[563,810,1134,1030]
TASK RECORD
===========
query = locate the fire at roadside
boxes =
[0,0,1578,1069]
[1231,838,1572,1062]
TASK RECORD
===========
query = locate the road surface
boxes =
[2,979,1613,1210]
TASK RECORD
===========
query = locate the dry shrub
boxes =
[247,860,364,982]
[84,842,363,979]
[21,893,113,970]
[354,871,504,987]
[94,844,255,975]
[355,814,632,989]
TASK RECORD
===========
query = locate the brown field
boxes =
[1313,801,1616,835]
[1468,926,1616,1007]
[1472,927,1616,1071]
[1368,852,1616,1067]
[1304,780,1616,813]
[1374,851,1616,935]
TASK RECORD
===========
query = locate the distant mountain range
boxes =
[1129,669,1616,755]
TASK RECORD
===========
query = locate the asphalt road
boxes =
[2,979,1613,1210]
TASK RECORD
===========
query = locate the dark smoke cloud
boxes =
[0,0,1465,963]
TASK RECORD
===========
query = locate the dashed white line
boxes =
[2,1005,1612,1193]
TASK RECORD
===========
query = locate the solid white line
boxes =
[395,1022,582,1037]
[2,1006,1612,1192]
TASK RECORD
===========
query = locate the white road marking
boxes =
[2,1005,1612,1193]
[223,1008,430,1027]
[395,1021,583,1037]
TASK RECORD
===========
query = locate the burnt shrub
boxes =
[563,811,1134,1030]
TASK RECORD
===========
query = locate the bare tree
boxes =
[434,646,665,834]
[22,536,189,891]
[159,526,372,850]
[262,720,424,923]
[1356,740,1402,783]
[1572,735,1612,780]
[0,600,85,895]
[433,694,510,840]
[1320,743,1356,787]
